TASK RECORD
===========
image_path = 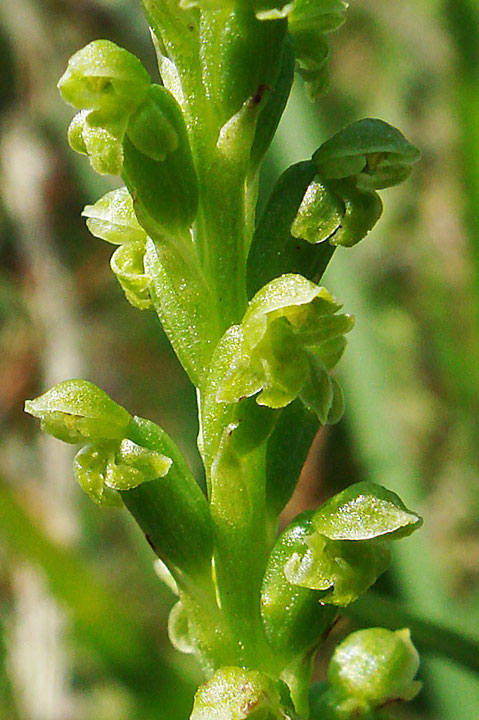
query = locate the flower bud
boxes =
[82,187,147,245]
[24,380,131,444]
[110,241,153,310]
[328,628,421,708]
[190,667,282,720]
[58,40,150,117]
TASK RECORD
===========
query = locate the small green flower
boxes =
[24,380,131,444]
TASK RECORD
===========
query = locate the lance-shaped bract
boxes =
[312,628,421,718]
[217,274,353,421]
[24,379,131,444]
[58,39,151,117]
[247,161,335,296]
[190,666,283,720]
[261,512,337,662]
[312,118,420,190]
[200,9,287,127]
[122,85,198,237]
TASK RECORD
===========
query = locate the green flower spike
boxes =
[217,274,353,423]
[24,379,131,444]
[82,187,148,245]
[58,39,151,117]
[312,628,421,718]
[190,667,283,720]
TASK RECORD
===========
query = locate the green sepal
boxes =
[290,175,383,248]
[107,438,172,490]
[82,187,148,245]
[199,10,287,126]
[247,161,335,297]
[67,110,89,155]
[68,110,126,175]
[24,379,131,444]
[168,601,195,655]
[313,482,422,541]
[73,442,123,507]
[73,437,171,505]
[58,39,150,117]
[217,274,353,420]
[190,667,283,720]
[312,118,420,190]
[126,84,179,161]
[120,415,214,579]
[328,628,421,709]
[122,86,198,237]
[110,241,153,310]
[261,512,337,660]
[284,532,392,606]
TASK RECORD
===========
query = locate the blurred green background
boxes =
[1,0,479,718]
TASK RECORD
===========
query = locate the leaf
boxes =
[313,482,423,541]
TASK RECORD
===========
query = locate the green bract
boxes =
[191,667,282,720]
[24,379,131,443]
[82,187,147,245]
[122,85,198,236]
[313,118,420,190]
[217,274,353,420]
[57,39,151,116]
